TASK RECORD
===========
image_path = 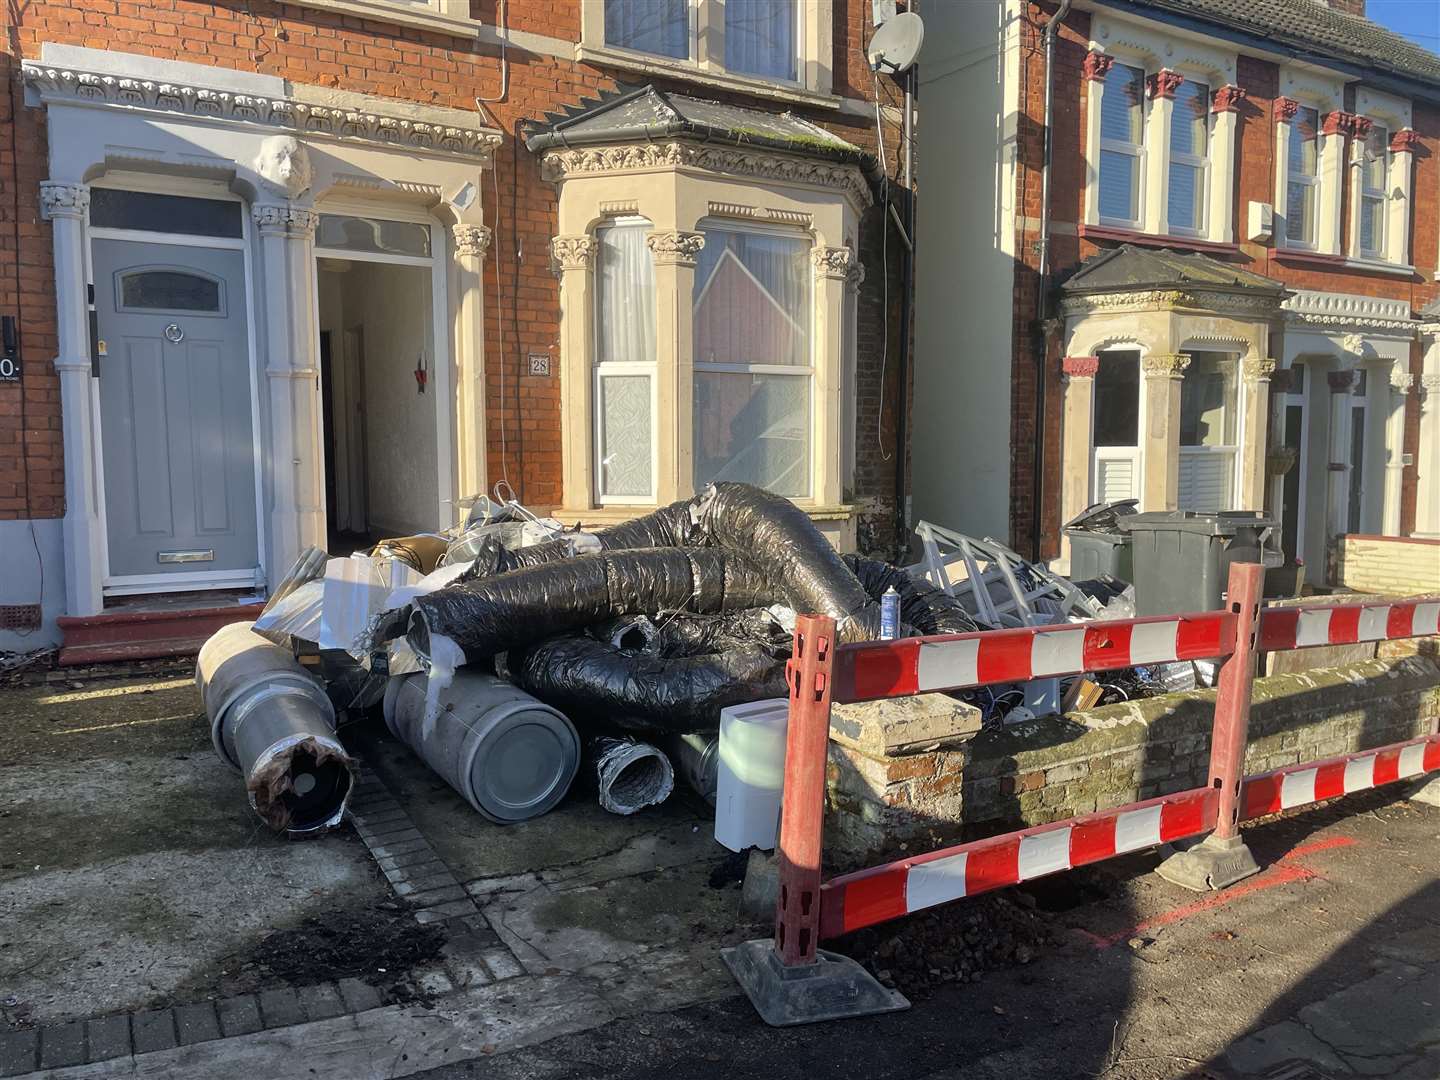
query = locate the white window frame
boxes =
[1177,351,1242,513]
[592,215,660,506]
[286,0,476,36]
[578,0,835,106]
[1097,61,1148,231]
[1358,123,1389,261]
[1089,348,1144,505]
[1166,78,1211,239]
[692,217,816,500]
[1284,104,1322,251]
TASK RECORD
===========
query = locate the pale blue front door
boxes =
[93,240,259,579]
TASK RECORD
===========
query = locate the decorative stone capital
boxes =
[1147,70,1184,100]
[452,224,492,260]
[1328,369,1357,393]
[39,181,89,220]
[1082,51,1115,82]
[251,204,318,236]
[811,245,853,279]
[1062,355,1100,380]
[645,230,705,266]
[1390,128,1421,154]
[1242,357,1277,383]
[844,260,866,294]
[1322,110,1356,137]
[1141,353,1190,379]
[1350,115,1373,141]
[1421,373,1440,395]
[1211,85,1247,114]
[1389,371,1414,393]
[550,235,595,274]
[1276,97,1301,123]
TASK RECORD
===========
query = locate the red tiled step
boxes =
[56,603,264,666]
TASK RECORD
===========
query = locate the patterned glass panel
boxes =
[694,372,810,497]
[599,374,653,499]
[119,271,222,312]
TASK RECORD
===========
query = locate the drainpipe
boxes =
[1032,0,1073,562]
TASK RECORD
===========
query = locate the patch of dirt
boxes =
[187,902,446,1003]
[834,891,1062,1000]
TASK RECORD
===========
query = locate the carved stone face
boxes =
[254,135,313,199]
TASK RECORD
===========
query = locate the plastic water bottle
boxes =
[880,585,900,641]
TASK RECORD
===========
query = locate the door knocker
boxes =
[164,323,185,344]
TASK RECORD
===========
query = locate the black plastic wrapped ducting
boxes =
[844,554,982,635]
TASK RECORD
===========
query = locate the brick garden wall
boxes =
[1330,534,1440,595]
[1006,1,1440,559]
[825,653,1440,868]
[0,0,911,555]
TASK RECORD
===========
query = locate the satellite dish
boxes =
[867,11,924,74]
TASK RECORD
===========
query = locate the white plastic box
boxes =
[714,698,790,852]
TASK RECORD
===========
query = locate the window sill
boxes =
[574,44,840,111]
[1273,247,1417,279]
[288,0,480,37]
[1079,225,1242,257]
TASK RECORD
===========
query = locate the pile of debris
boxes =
[196,483,979,837]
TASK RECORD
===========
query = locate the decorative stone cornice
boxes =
[251,204,318,236]
[1211,85,1248,114]
[39,181,89,220]
[538,141,873,209]
[452,224,492,260]
[1389,372,1414,393]
[1142,353,1190,378]
[1062,356,1100,379]
[645,230,705,266]
[845,260,866,294]
[1146,70,1184,100]
[22,62,503,163]
[811,245,853,279]
[1281,289,1417,335]
[1351,115,1373,141]
[550,235,595,273]
[1322,110,1357,137]
[1276,97,1302,123]
[1242,358,1277,383]
[1082,51,1115,82]
[1061,288,1284,318]
[1390,128,1421,154]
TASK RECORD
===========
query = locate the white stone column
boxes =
[1240,357,1276,511]
[1325,366,1357,541]
[1143,70,1183,236]
[253,204,324,589]
[646,231,704,503]
[1274,98,1298,242]
[1141,353,1189,511]
[451,224,491,502]
[811,244,851,508]
[1388,129,1419,267]
[552,235,595,510]
[1382,366,1413,537]
[1417,360,1440,538]
[40,181,103,616]
[1318,111,1348,256]
[1059,356,1098,565]
[1209,86,1246,243]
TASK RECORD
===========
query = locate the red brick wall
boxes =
[0,0,910,555]
[1009,1,1437,558]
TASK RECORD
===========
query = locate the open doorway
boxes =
[317,256,441,554]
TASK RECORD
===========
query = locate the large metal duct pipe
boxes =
[196,621,356,836]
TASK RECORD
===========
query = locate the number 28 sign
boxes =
[0,356,18,383]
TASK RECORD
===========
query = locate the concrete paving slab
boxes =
[214,996,260,1038]
[82,1015,130,1063]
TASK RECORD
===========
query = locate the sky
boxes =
[1364,0,1440,53]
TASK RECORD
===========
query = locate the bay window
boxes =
[594,218,658,502]
[1178,352,1238,511]
[1092,350,1141,503]
[1359,123,1388,259]
[692,224,812,497]
[1167,80,1210,235]
[1098,62,1146,228]
[1285,106,1321,247]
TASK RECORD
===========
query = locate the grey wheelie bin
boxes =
[1063,500,1138,583]
[1120,510,1278,616]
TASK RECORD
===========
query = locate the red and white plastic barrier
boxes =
[1241,734,1440,820]
[1258,600,1440,652]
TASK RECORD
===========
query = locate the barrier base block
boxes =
[1155,833,1260,893]
[722,939,910,1027]
[1409,774,1440,807]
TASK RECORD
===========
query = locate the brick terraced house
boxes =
[915,0,1440,588]
[0,0,913,655]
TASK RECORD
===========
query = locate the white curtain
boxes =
[604,0,688,58]
[597,222,656,365]
[724,0,796,80]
